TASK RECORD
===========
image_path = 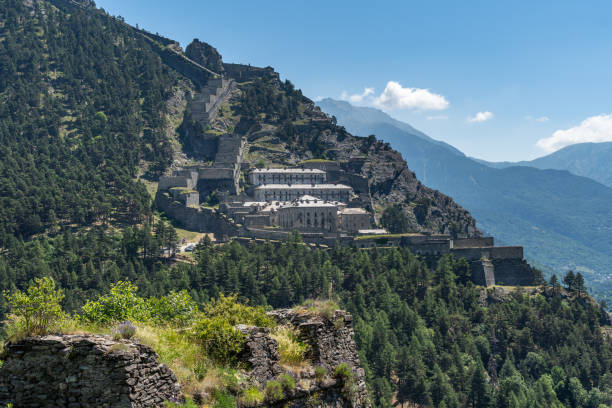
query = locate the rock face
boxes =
[185,39,225,74]
[0,334,181,408]
[238,309,371,408]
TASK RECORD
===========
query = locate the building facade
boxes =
[254,184,352,202]
[249,168,326,186]
[340,208,371,233]
[277,196,339,233]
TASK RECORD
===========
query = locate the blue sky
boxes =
[96,0,612,161]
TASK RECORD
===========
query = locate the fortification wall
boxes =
[0,334,180,408]
[155,193,238,241]
[156,47,213,89]
[223,63,279,82]
[493,258,538,286]
[199,168,235,180]
[159,176,195,191]
[452,237,494,248]
[243,215,270,227]
[404,241,451,256]
[450,246,523,261]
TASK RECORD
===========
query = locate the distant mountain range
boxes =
[318,98,612,298]
[475,142,612,189]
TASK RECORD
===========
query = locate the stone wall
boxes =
[264,309,371,408]
[0,334,180,408]
[223,63,279,82]
[159,175,196,191]
[450,246,524,261]
[493,258,538,286]
[452,237,494,249]
[155,192,238,241]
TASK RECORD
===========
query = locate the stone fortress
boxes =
[134,23,539,287]
[156,157,536,286]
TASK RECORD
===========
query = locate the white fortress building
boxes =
[249,168,326,186]
[277,195,339,232]
[254,184,352,202]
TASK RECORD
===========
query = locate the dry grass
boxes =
[135,325,209,397]
[270,326,309,368]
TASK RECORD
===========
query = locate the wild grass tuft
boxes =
[270,326,309,366]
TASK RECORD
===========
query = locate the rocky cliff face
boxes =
[0,334,181,408]
[185,39,225,74]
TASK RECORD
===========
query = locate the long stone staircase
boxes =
[190,78,234,125]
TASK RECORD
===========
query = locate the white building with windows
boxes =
[254,184,352,203]
[249,168,326,186]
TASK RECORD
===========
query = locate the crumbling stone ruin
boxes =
[238,308,371,408]
[0,310,371,408]
[0,334,181,408]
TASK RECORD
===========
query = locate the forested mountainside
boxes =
[2,1,612,408]
[4,231,612,407]
[0,0,180,243]
[318,99,612,303]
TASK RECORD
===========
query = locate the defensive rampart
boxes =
[155,192,238,241]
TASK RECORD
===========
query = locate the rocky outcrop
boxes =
[0,334,180,408]
[237,309,371,408]
[185,39,225,74]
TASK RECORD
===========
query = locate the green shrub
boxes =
[147,290,198,327]
[218,368,246,393]
[239,386,264,407]
[314,366,326,382]
[80,281,149,324]
[264,380,284,402]
[333,363,353,383]
[191,316,245,365]
[4,277,65,336]
[202,294,273,327]
[279,373,296,393]
[270,326,309,366]
[213,390,237,408]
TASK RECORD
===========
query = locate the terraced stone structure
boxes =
[0,334,181,408]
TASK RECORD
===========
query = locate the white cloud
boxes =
[427,115,448,120]
[341,87,375,104]
[372,81,449,111]
[536,113,612,153]
[468,111,494,123]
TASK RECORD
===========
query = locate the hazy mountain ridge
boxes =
[478,142,612,189]
[318,99,612,298]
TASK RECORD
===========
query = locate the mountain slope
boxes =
[319,98,464,156]
[0,0,183,243]
[318,99,612,296]
[480,142,612,189]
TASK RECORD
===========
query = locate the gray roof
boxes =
[254,184,352,190]
[250,168,326,174]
